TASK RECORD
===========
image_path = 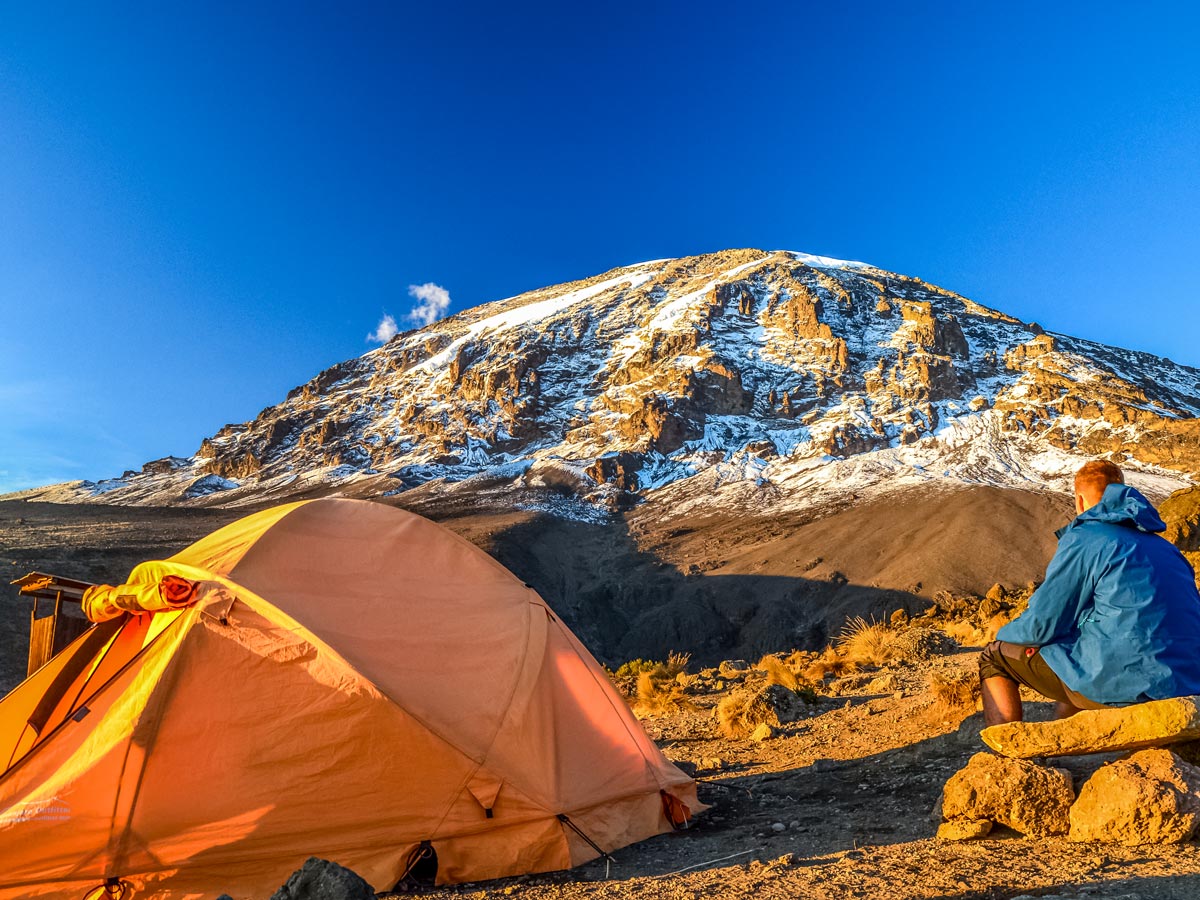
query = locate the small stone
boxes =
[866,674,898,693]
[893,690,905,700]
[750,722,775,742]
[771,821,786,833]
[789,820,801,829]
[718,659,750,678]
[937,818,993,841]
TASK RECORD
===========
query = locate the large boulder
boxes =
[940,752,1074,837]
[269,858,375,900]
[981,696,1200,759]
[1069,748,1200,846]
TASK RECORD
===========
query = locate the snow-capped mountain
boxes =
[21,249,1200,511]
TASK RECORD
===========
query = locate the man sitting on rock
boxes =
[980,460,1200,726]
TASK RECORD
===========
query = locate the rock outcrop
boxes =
[981,696,1200,759]
[1069,749,1200,845]
[1161,485,1200,587]
[939,752,1074,837]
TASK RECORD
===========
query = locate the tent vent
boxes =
[71,706,91,722]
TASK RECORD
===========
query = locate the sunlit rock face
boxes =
[24,248,1199,512]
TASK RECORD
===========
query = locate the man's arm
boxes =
[996,531,1095,646]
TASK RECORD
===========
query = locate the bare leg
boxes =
[982,676,1023,726]
[1053,699,1083,719]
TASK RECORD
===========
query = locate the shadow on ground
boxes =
[477,510,926,666]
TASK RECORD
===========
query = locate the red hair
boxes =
[1075,460,1124,506]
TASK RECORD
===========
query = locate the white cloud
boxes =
[366,314,399,344]
[407,282,451,327]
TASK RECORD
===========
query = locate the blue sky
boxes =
[1,2,1198,493]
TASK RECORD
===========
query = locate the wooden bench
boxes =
[9,572,94,677]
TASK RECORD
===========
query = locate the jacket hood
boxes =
[1067,483,1166,535]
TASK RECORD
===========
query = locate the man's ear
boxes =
[1075,492,1087,514]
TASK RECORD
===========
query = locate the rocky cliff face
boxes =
[22,248,1200,511]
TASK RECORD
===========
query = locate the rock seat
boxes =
[981,695,1200,759]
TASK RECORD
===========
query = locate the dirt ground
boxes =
[387,651,1200,900]
[5,496,1200,898]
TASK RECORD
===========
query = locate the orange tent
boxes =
[0,499,700,899]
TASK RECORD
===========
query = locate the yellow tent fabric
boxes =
[0,499,701,899]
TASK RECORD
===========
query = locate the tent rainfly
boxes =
[0,499,701,899]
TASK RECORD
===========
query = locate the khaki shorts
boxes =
[978,641,1107,710]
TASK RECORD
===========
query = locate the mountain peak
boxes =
[19,249,1199,513]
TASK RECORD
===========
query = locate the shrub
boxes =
[612,658,661,679]
[614,651,692,681]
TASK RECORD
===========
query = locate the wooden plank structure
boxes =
[10,572,95,677]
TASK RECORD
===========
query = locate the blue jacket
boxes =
[996,483,1200,705]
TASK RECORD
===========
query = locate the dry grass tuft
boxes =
[716,691,752,738]
[784,650,810,670]
[665,651,691,677]
[716,689,769,739]
[717,683,811,738]
[633,671,694,718]
[804,645,858,682]
[756,654,800,692]
[836,616,905,667]
[929,670,981,719]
